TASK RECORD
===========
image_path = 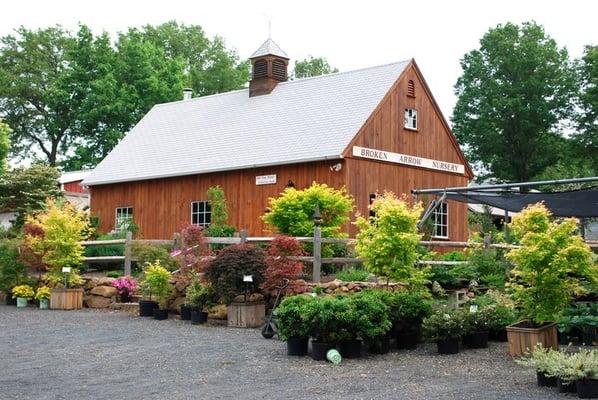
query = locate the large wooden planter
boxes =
[227,302,265,328]
[506,321,558,357]
[50,288,84,310]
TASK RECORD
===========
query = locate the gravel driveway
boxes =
[0,305,566,400]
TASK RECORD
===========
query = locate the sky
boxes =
[1,0,597,120]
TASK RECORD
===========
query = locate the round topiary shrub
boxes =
[205,243,266,304]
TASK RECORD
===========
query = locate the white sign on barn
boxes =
[256,174,277,185]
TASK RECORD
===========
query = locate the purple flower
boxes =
[112,276,138,295]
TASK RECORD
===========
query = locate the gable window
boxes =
[404,108,417,130]
[115,207,133,232]
[432,202,449,239]
[191,201,211,227]
[407,79,416,97]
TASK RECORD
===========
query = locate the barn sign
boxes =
[256,174,277,185]
[352,146,465,175]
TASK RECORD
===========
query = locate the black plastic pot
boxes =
[338,339,362,359]
[191,310,208,325]
[396,331,419,350]
[180,305,192,321]
[577,378,598,399]
[286,337,309,356]
[311,341,335,361]
[119,293,131,303]
[5,294,17,306]
[437,338,460,355]
[557,378,577,394]
[139,300,158,317]
[153,308,168,320]
[537,371,557,387]
[490,329,508,342]
[466,331,489,349]
[368,336,391,355]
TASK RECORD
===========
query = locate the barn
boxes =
[83,39,474,240]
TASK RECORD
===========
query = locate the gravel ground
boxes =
[0,305,569,400]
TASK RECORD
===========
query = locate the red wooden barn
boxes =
[84,39,473,240]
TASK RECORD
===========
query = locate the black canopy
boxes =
[445,188,598,218]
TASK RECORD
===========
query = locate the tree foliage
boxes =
[452,22,577,182]
[204,185,236,237]
[262,182,354,238]
[261,235,304,294]
[574,45,598,171]
[294,56,338,79]
[0,119,10,175]
[506,203,597,324]
[355,192,428,288]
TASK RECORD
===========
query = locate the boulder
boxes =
[85,295,112,308]
[90,285,118,298]
[347,282,356,290]
[174,279,189,293]
[248,293,264,302]
[84,278,99,290]
[169,296,186,314]
[96,277,115,287]
[208,304,227,320]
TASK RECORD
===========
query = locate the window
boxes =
[407,79,415,97]
[432,202,449,239]
[369,193,378,219]
[404,108,417,130]
[115,207,133,232]
[191,201,211,227]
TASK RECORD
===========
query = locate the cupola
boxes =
[249,38,289,97]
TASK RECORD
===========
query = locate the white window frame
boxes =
[115,207,133,232]
[191,200,211,228]
[432,202,449,239]
[404,108,418,131]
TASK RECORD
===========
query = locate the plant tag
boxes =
[62,267,72,273]
[243,275,253,282]
[469,305,478,313]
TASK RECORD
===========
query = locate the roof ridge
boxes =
[154,60,411,108]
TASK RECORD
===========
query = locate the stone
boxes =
[327,282,338,291]
[169,296,186,314]
[341,286,349,292]
[90,285,118,298]
[248,293,264,302]
[233,294,246,303]
[85,295,112,308]
[84,278,99,290]
[96,277,115,287]
[208,304,227,320]
[174,279,189,293]
[347,282,356,290]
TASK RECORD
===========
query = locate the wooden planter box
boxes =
[227,302,265,328]
[506,321,558,357]
[50,288,84,310]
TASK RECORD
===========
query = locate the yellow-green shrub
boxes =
[12,284,34,299]
[35,286,51,301]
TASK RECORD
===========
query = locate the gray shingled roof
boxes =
[250,38,289,59]
[83,60,410,186]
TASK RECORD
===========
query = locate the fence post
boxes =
[124,231,132,276]
[240,229,248,244]
[313,227,322,283]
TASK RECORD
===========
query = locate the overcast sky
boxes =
[1,0,597,120]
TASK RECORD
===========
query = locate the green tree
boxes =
[205,185,236,237]
[293,56,338,79]
[574,45,598,171]
[0,165,61,228]
[0,119,10,175]
[452,22,577,183]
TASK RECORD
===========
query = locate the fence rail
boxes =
[79,229,598,282]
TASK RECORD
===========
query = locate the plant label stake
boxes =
[243,275,253,303]
[62,267,71,288]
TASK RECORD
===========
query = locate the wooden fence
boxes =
[81,231,598,282]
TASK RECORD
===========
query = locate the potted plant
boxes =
[572,349,598,398]
[112,276,137,303]
[305,296,342,361]
[0,239,28,306]
[333,295,362,359]
[506,204,596,356]
[351,291,392,355]
[391,291,432,349]
[12,284,34,308]
[276,295,314,356]
[463,308,492,348]
[422,308,465,355]
[186,280,217,325]
[558,303,598,345]
[35,286,51,309]
[488,304,517,342]
[549,351,578,394]
[515,345,559,387]
[141,260,172,320]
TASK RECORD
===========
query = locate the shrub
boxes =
[132,242,178,272]
[204,185,236,240]
[422,307,466,342]
[205,244,266,304]
[429,263,478,289]
[172,224,210,273]
[468,247,510,289]
[262,182,354,239]
[112,276,137,296]
[355,192,428,288]
[557,303,598,343]
[25,199,90,288]
[261,235,304,294]
[35,286,51,301]
[12,284,34,299]
[463,308,493,334]
[185,279,217,311]
[336,268,369,282]
[515,345,565,375]
[506,203,597,324]
[141,260,172,307]
[0,239,28,293]
[487,304,517,333]
[351,293,392,340]
[84,232,125,271]
[276,295,314,341]
[304,295,348,343]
